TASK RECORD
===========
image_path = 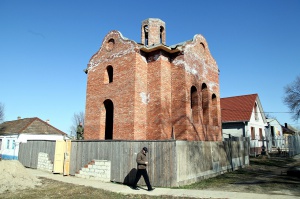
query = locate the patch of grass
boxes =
[250,157,296,167]
[179,175,233,189]
[176,157,300,195]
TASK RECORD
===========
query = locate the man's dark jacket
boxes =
[136,150,148,169]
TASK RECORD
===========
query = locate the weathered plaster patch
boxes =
[141,56,147,63]
[173,34,219,79]
[173,59,199,77]
[87,31,137,72]
[208,82,219,91]
[160,55,169,61]
[140,92,150,104]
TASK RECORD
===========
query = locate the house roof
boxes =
[266,118,281,125]
[281,125,295,135]
[0,117,66,135]
[220,94,259,122]
[286,124,299,133]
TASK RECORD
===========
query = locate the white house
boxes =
[266,118,284,150]
[221,94,268,156]
[0,117,67,160]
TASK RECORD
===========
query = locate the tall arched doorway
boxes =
[104,99,114,140]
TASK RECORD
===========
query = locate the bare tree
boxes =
[283,75,300,121]
[0,102,4,123]
[264,113,277,120]
[70,112,85,139]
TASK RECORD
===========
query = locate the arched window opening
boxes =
[160,26,164,44]
[201,83,209,125]
[106,38,115,51]
[200,42,205,49]
[107,66,113,83]
[200,42,205,54]
[104,65,113,84]
[212,94,218,126]
[191,86,199,123]
[104,99,114,140]
[144,25,149,45]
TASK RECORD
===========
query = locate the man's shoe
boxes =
[148,188,155,191]
[131,187,139,190]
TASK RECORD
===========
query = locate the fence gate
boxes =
[53,140,71,174]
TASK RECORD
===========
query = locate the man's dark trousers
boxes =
[133,169,152,190]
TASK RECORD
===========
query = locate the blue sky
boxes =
[1,0,299,134]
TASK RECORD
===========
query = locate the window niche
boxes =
[212,94,218,126]
[202,83,209,125]
[200,42,205,54]
[160,26,164,44]
[191,86,199,123]
[106,38,115,52]
[144,25,149,45]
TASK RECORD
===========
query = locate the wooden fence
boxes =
[70,140,177,187]
[19,139,249,187]
[288,135,300,156]
[19,140,56,168]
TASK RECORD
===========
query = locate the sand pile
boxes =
[0,160,41,193]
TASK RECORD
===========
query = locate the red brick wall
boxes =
[146,52,172,140]
[85,31,139,140]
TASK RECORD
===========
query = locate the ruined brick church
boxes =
[84,18,221,141]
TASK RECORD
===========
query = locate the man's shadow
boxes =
[123,168,147,190]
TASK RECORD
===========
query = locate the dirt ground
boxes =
[0,160,41,194]
[1,155,300,198]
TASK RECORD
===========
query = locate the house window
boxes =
[251,127,255,140]
[271,126,275,137]
[254,102,259,121]
[259,128,263,140]
[12,140,15,149]
[7,139,10,149]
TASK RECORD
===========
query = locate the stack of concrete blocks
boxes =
[37,152,53,172]
[75,160,111,182]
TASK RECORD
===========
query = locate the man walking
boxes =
[132,147,154,191]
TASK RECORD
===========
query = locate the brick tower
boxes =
[84,18,222,141]
[141,18,166,46]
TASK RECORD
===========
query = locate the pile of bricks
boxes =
[75,160,111,182]
[37,152,53,172]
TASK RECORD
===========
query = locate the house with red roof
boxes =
[0,117,67,160]
[220,94,268,156]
